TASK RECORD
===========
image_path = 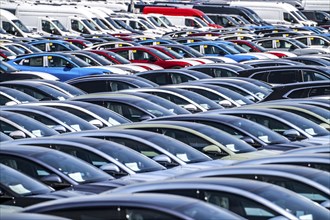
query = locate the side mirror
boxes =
[321,200,330,210]
[5,101,17,106]
[183,104,199,113]
[9,130,26,139]
[65,62,74,69]
[152,154,174,168]
[241,136,255,145]
[203,145,227,158]
[40,174,62,184]
[139,114,153,121]
[323,41,329,47]
[283,129,301,141]
[89,119,103,128]
[52,125,67,133]
[218,100,233,108]
[100,163,124,177]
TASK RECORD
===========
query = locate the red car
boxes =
[230,40,296,58]
[108,46,195,69]
[88,49,162,71]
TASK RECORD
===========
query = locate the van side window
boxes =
[71,20,88,34]
[42,20,59,35]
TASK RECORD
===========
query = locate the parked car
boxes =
[109,121,277,160]
[285,56,330,67]
[261,81,330,101]
[0,80,71,101]
[0,105,97,133]
[176,164,330,206]
[151,114,311,151]
[215,108,330,145]
[0,111,59,139]
[22,193,243,220]
[66,75,156,93]
[71,93,175,122]
[28,40,81,52]
[233,154,330,172]
[108,46,197,69]
[0,145,126,193]
[0,86,38,105]
[6,53,113,81]
[0,164,89,207]
[24,100,131,128]
[135,69,211,85]
[109,178,330,220]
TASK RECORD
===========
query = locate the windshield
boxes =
[6,113,57,137]
[0,61,17,73]
[246,9,264,23]
[132,99,174,117]
[92,17,109,30]
[202,15,215,24]
[196,126,257,153]
[160,47,183,59]
[219,44,241,54]
[289,39,309,48]
[195,17,208,27]
[97,144,165,173]
[64,54,90,67]
[274,112,330,137]
[170,46,204,58]
[140,19,155,29]
[211,86,254,105]
[81,19,97,31]
[146,135,211,163]
[178,89,223,110]
[5,45,25,55]
[229,80,270,99]
[0,88,37,103]
[230,118,288,144]
[34,150,111,183]
[295,10,308,20]
[148,17,162,27]
[160,16,175,27]
[291,11,304,21]
[105,17,122,29]
[149,48,172,60]
[254,185,330,220]
[0,164,52,196]
[52,20,69,32]
[12,20,31,33]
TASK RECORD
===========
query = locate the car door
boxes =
[16,55,46,72]
[44,55,78,81]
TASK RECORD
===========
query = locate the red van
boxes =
[143,7,223,28]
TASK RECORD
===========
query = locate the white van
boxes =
[0,9,41,38]
[15,5,108,35]
[302,0,330,12]
[229,1,317,27]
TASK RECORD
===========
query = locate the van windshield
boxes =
[202,15,215,24]
[92,17,109,30]
[244,8,264,23]
[160,16,175,27]
[105,17,122,29]
[12,20,31,33]
[195,17,208,27]
[295,10,308,20]
[52,20,69,32]
[291,11,304,21]
[81,19,97,31]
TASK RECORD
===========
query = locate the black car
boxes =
[261,81,330,101]
[176,164,330,206]
[302,10,330,26]
[0,111,59,139]
[0,164,89,207]
[0,86,37,105]
[135,69,211,85]
[185,64,240,78]
[1,105,97,133]
[0,80,70,101]
[109,178,330,220]
[0,145,127,193]
[67,75,156,93]
[22,193,243,220]
[71,93,175,122]
[285,56,330,67]
[238,65,330,85]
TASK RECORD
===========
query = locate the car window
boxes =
[116,51,129,60]
[0,155,54,180]
[74,81,108,93]
[303,70,329,81]
[0,95,13,105]
[109,81,135,91]
[148,91,190,106]
[186,88,226,104]
[251,72,267,81]
[258,40,272,49]
[243,114,291,135]
[32,43,46,52]
[267,70,300,84]
[296,38,308,45]
[132,50,150,61]
[48,56,70,68]
[189,45,201,52]
[275,40,293,49]
[0,120,23,136]
[11,111,59,128]
[308,87,330,97]
[49,43,68,52]
[139,73,169,85]
[20,56,44,67]
[202,190,277,219]
[5,85,50,100]
[94,101,146,122]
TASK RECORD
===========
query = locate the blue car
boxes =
[28,40,81,52]
[7,52,112,81]
[185,41,258,62]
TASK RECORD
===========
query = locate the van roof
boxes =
[143,6,205,17]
